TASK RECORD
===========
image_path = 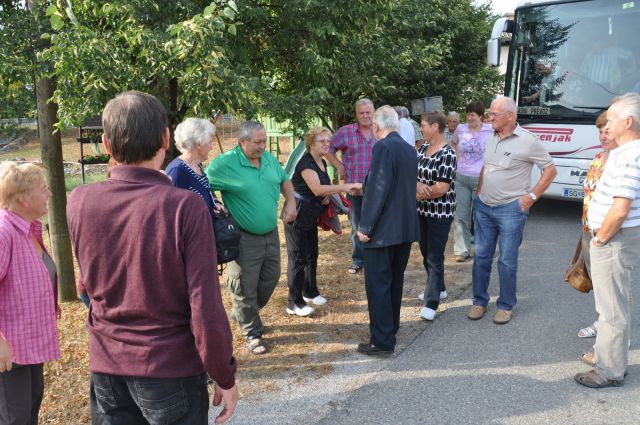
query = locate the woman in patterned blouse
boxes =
[0,162,60,424]
[578,111,618,340]
[165,118,224,219]
[415,111,457,321]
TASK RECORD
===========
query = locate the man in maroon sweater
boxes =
[67,91,238,424]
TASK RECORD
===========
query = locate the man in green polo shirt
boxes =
[207,121,296,355]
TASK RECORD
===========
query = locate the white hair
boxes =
[374,105,399,131]
[355,98,374,110]
[447,111,459,121]
[393,106,410,119]
[611,92,640,131]
[174,118,216,154]
[238,120,265,143]
[492,96,517,114]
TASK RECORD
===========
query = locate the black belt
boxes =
[294,192,321,205]
[239,228,274,237]
[589,228,599,237]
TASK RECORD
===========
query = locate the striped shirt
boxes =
[330,123,376,183]
[587,139,640,230]
[0,210,60,365]
[165,157,219,221]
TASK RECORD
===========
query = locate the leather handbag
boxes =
[564,236,592,293]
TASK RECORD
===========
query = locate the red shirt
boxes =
[0,210,60,365]
[67,165,236,389]
[330,123,376,184]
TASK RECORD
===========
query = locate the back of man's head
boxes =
[374,105,400,132]
[102,91,168,164]
[393,106,409,119]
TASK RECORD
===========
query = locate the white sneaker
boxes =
[440,290,448,300]
[303,295,327,306]
[418,292,424,301]
[286,305,314,317]
[420,307,436,321]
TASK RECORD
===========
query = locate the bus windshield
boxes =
[508,0,640,122]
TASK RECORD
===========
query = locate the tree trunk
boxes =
[29,0,77,302]
[35,76,76,302]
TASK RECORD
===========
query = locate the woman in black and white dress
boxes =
[416,111,457,321]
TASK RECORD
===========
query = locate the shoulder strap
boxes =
[572,236,582,264]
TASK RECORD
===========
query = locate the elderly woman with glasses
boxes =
[165,118,224,218]
[0,162,60,424]
[285,127,361,317]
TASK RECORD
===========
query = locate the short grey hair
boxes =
[447,111,459,121]
[238,121,265,143]
[611,92,640,131]
[393,106,410,119]
[492,96,517,114]
[355,98,374,110]
[174,118,216,154]
[373,105,400,131]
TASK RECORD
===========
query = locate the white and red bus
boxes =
[487,0,640,200]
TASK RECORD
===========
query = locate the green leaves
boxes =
[1,0,500,131]
[50,14,64,30]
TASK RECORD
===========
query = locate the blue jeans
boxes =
[347,194,364,267]
[472,198,528,311]
[80,292,90,308]
[418,215,453,310]
[91,373,209,424]
[453,174,479,257]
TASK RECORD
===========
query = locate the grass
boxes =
[39,216,472,423]
[8,129,473,423]
[64,172,108,191]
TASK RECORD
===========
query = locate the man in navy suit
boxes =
[356,105,421,355]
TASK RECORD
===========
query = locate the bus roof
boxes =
[516,0,588,11]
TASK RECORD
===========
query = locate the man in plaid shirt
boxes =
[326,98,376,274]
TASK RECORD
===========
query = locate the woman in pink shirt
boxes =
[451,101,494,262]
[0,162,60,424]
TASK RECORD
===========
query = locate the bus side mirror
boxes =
[487,17,512,67]
[487,38,501,66]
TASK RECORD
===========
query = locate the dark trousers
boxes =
[90,373,209,425]
[0,363,44,425]
[347,194,364,267]
[418,215,453,310]
[284,222,321,309]
[363,243,412,350]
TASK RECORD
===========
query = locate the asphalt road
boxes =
[316,199,640,425]
[219,199,640,425]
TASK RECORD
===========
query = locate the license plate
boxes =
[563,188,584,198]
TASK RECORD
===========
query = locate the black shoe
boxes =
[357,342,394,356]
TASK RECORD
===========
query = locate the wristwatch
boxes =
[529,192,538,201]
[593,235,608,246]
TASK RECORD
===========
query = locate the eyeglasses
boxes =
[488,111,510,118]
